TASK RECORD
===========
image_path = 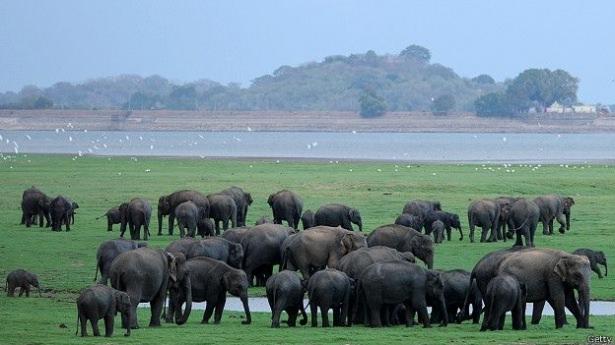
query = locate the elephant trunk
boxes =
[439,295,448,326]
[457,226,463,241]
[425,255,434,269]
[604,260,608,277]
[240,292,251,324]
[123,310,131,336]
[357,221,363,232]
[158,211,163,235]
[565,212,571,230]
[577,285,591,328]
[176,278,192,325]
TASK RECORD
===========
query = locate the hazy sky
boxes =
[1,0,614,103]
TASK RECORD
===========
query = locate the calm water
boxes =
[1,130,615,163]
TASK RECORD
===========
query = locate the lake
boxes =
[1,130,615,163]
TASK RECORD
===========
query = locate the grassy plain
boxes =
[0,154,613,344]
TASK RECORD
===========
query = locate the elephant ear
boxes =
[554,257,569,282]
[116,291,131,309]
[267,194,274,206]
[166,252,178,282]
[221,271,233,290]
[245,193,253,205]
[339,233,353,256]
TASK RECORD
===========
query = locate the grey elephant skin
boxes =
[507,198,540,247]
[573,248,607,278]
[431,269,482,324]
[75,284,132,337]
[466,247,592,329]
[221,226,250,244]
[50,195,74,231]
[158,190,210,236]
[357,261,446,327]
[423,210,462,241]
[402,200,442,229]
[174,201,210,237]
[467,199,501,243]
[480,274,526,331]
[94,239,147,285]
[168,257,251,325]
[119,198,152,240]
[255,216,273,226]
[533,194,575,235]
[110,248,192,328]
[394,213,422,231]
[494,196,518,239]
[165,237,244,269]
[314,203,363,231]
[301,210,316,230]
[220,186,253,227]
[207,193,238,234]
[97,206,121,232]
[241,223,295,285]
[266,270,308,328]
[268,190,303,229]
[6,269,41,297]
[282,226,366,279]
[366,224,434,269]
[307,268,354,327]
[431,220,445,243]
[21,186,51,228]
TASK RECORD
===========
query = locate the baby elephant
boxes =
[307,268,354,327]
[573,248,607,279]
[481,275,526,331]
[266,270,308,328]
[6,269,40,297]
[76,284,131,337]
[431,220,445,243]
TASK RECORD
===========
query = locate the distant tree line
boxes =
[0,45,583,118]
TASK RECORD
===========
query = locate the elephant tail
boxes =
[509,216,530,233]
[95,214,105,220]
[75,304,80,336]
[93,258,100,282]
[458,273,477,323]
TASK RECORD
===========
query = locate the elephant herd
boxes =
[20,186,78,231]
[10,186,608,337]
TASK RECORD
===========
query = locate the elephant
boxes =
[395,213,423,230]
[357,261,446,328]
[431,220,445,244]
[494,197,518,240]
[207,193,238,234]
[366,224,434,269]
[423,210,462,241]
[429,269,482,324]
[174,201,210,238]
[241,223,295,285]
[268,189,303,229]
[467,247,592,329]
[50,195,74,231]
[20,186,51,227]
[158,190,210,236]
[401,200,442,228]
[480,274,526,331]
[573,248,607,279]
[467,199,501,243]
[119,198,152,240]
[96,207,121,232]
[67,200,79,225]
[109,247,192,328]
[220,186,253,227]
[94,239,148,285]
[221,226,250,244]
[255,216,273,225]
[314,203,363,231]
[6,269,41,297]
[307,268,354,327]
[168,257,251,325]
[533,194,575,235]
[165,237,244,269]
[301,210,316,230]
[266,270,308,328]
[507,198,540,247]
[75,284,131,337]
[282,226,366,279]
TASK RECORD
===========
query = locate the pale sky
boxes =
[1,0,614,103]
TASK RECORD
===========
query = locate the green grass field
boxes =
[0,154,613,344]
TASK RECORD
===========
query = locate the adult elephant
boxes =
[402,200,441,229]
[158,190,210,236]
[21,186,51,228]
[314,203,363,231]
[394,213,422,231]
[366,224,434,269]
[423,210,462,241]
[119,198,152,241]
[494,197,518,240]
[301,210,316,230]
[282,226,366,279]
[533,195,575,235]
[94,239,148,285]
[268,190,303,229]
[507,198,540,247]
[220,186,253,227]
[466,247,591,329]
[96,206,121,232]
[50,195,74,231]
[109,248,192,328]
[433,269,482,324]
[467,199,500,243]
[165,237,244,269]
[206,193,238,234]
[241,224,295,285]
[221,227,250,244]
[337,246,416,279]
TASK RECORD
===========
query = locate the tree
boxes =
[505,68,578,112]
[33,96,53,109]
[474,92,513,117]
[431,94,455,115]
[399,44,431,63]
[359,91,387,117]
[471,74,495,84]
[166,85,197,110]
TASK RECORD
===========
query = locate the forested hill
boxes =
[0,45,505,113]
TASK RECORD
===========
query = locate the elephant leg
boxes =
[91,318,100,336]
[480,226,489,242]
[310,302,318,327]
[531,300,545,324]
[541,219,549,235]
[564,288,581,326]
[332,306,340,326]
[549,294,567,329]
[413,298,431,328]
[202,301,215,324]
[321,305,330,327]
[497,312,506,330]
[79,314,88,336]
[222,219,229,231]
[149,288,165,327]
[168,213,175,235]
[271,302,283,328]
[555,214,566,234]
[215,220,221,236]
[469,224,475,243]
[213,294,226,324]
[104,314,114,337]
[287,308,298,327]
